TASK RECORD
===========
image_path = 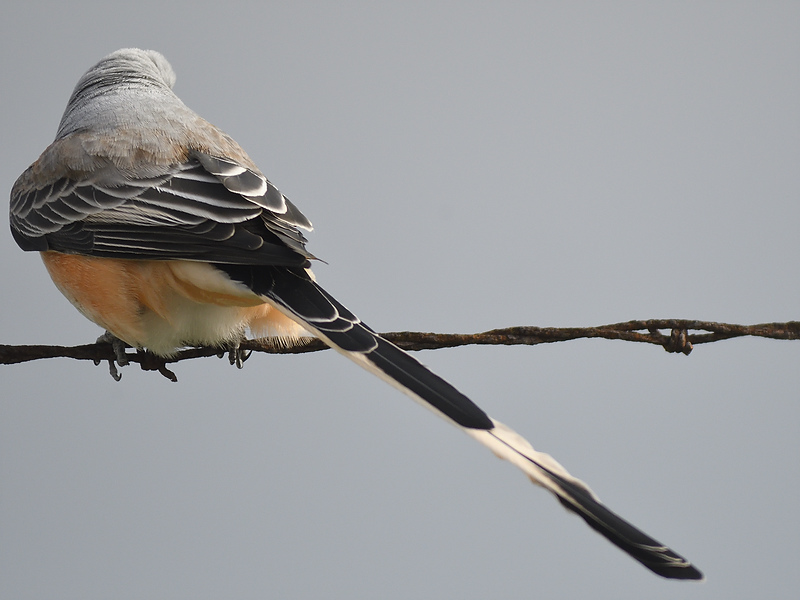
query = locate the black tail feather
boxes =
[216,263,702,580]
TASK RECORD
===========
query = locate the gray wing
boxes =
[10,150,314,267]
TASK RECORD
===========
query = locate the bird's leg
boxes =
[95,330,131,381]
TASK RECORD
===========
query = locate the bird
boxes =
[10,48,702,580]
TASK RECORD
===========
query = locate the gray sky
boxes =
[2,2,798,598]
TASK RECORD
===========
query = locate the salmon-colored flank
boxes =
[40,252,306,351]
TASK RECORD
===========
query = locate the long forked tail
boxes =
[241,265,703,580]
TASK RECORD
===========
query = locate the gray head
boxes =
[56,48,182,140]
[75,48,176,91]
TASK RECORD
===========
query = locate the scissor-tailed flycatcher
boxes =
[10,49,701,579]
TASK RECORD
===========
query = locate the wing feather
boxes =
[10,155,314,265]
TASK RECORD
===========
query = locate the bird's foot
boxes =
[94,332,178,381]
[95,331,131,381]
[217,338,252,369]
[135,349,178,382]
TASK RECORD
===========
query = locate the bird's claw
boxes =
[217,339,251,369]
[95,331,131,380]
[135,349,178,382]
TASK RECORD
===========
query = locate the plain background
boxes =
[1,2,798,598]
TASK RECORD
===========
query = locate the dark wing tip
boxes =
[10,226,49,251]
